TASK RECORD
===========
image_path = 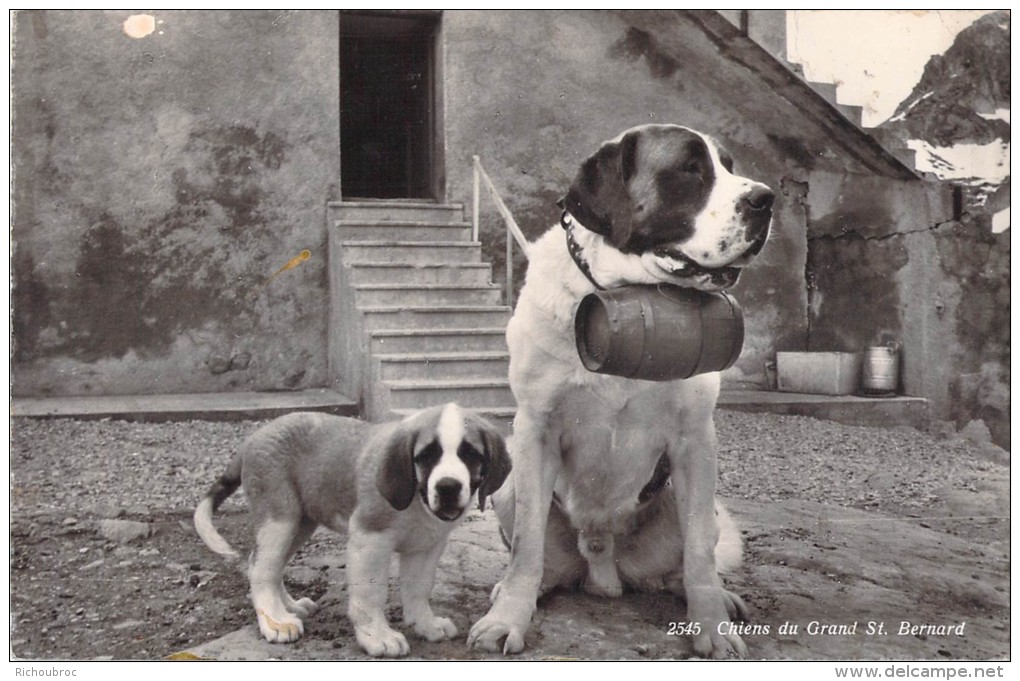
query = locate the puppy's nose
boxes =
[434,477,462,502]
[587,537,605,554]
[741,186,775,212]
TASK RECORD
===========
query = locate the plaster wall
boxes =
[805,168,1007,448]
[439,9,857,385]
[12,10,341,396]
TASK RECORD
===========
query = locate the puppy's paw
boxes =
[488,581,504,604]
[411,615,458,642]
[355,623,410,658]
[288,597,318,619]
[256,609,304,643]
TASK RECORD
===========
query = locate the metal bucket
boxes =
[862,344,900,394]
[574,284,744,381]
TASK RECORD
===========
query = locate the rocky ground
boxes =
[9,411,1010,661]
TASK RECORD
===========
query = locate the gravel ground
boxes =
[8,410,1009,660]
[9,410,1004,519]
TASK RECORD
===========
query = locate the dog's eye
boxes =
[680,159,701,175]
[414,441,441,468]
[457,442,485,471]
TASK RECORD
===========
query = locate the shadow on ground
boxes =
[188,478,1009,661]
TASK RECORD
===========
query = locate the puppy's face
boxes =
[377,403,511,521]
[560,124,774,291]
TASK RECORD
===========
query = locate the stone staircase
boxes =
[327,201,516,431]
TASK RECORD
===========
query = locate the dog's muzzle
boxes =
[652,186,774,290]
[427,477,467,521]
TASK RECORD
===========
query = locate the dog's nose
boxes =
[434,477,462,502]
[740,186,774,246]
[741,186,775,212]
[587,537,605,554]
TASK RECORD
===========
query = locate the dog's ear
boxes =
[376,424,417,511]
[559,132,639,247]
[477,426,512,512]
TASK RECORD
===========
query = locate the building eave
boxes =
[684,10,921,182]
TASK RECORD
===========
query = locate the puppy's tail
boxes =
[193,454,243,560]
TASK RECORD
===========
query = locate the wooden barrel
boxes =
[574,284,744,381]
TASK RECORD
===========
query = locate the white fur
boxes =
[193,496,240,559]
[194,406,509,657]
[472,124,764,659]
[684,134,771,268]
[428,403,472,510]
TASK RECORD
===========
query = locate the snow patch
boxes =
[888,92,934,123]
[977,108,1010,124]
[906,139,1010,182]
[992,207,1009,234]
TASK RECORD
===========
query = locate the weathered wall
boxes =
[15,7,997,433]
[806,168,1008,449]
[441,10,909,386]
[12,10,340,396]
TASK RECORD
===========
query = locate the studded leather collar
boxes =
[561,211,605,291]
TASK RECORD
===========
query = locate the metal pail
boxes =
[862,344,900,394]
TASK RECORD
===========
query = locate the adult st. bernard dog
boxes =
[194,404,510,657]
[468,124,774,659]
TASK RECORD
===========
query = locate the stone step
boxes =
[384,378,516,410]
[716,390,928,429]
[836,103,863,127]
[370,327,508,354]
[329,201,465,224]
[347,262,493,286]
[354,283,503,307]
[377,351,510,381]
[339,240,482,264]
[807,80,839,106]
[360,306,512,331]
[888,147,918,168]
[334,220,472,242]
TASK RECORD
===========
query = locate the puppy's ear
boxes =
[375,425,417,511]
[477,427,512,512]
[559,132,638,247]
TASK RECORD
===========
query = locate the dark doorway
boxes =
[340,13,439,200]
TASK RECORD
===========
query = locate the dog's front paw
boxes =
[256,609,304,643]
[355,623,410,658]
[411,615,458,642]
[722,589,749,623]
[692,623,747,660]
[467,594,532,655]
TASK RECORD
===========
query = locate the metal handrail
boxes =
[472,155,530,307]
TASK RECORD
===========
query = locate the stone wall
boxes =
[12,10,341,395]
[806,168,1008,449]
[440,10,924,386]
[15,7,998,438]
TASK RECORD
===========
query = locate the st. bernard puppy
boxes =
[194,404,510,657]
[468,124,774,658]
